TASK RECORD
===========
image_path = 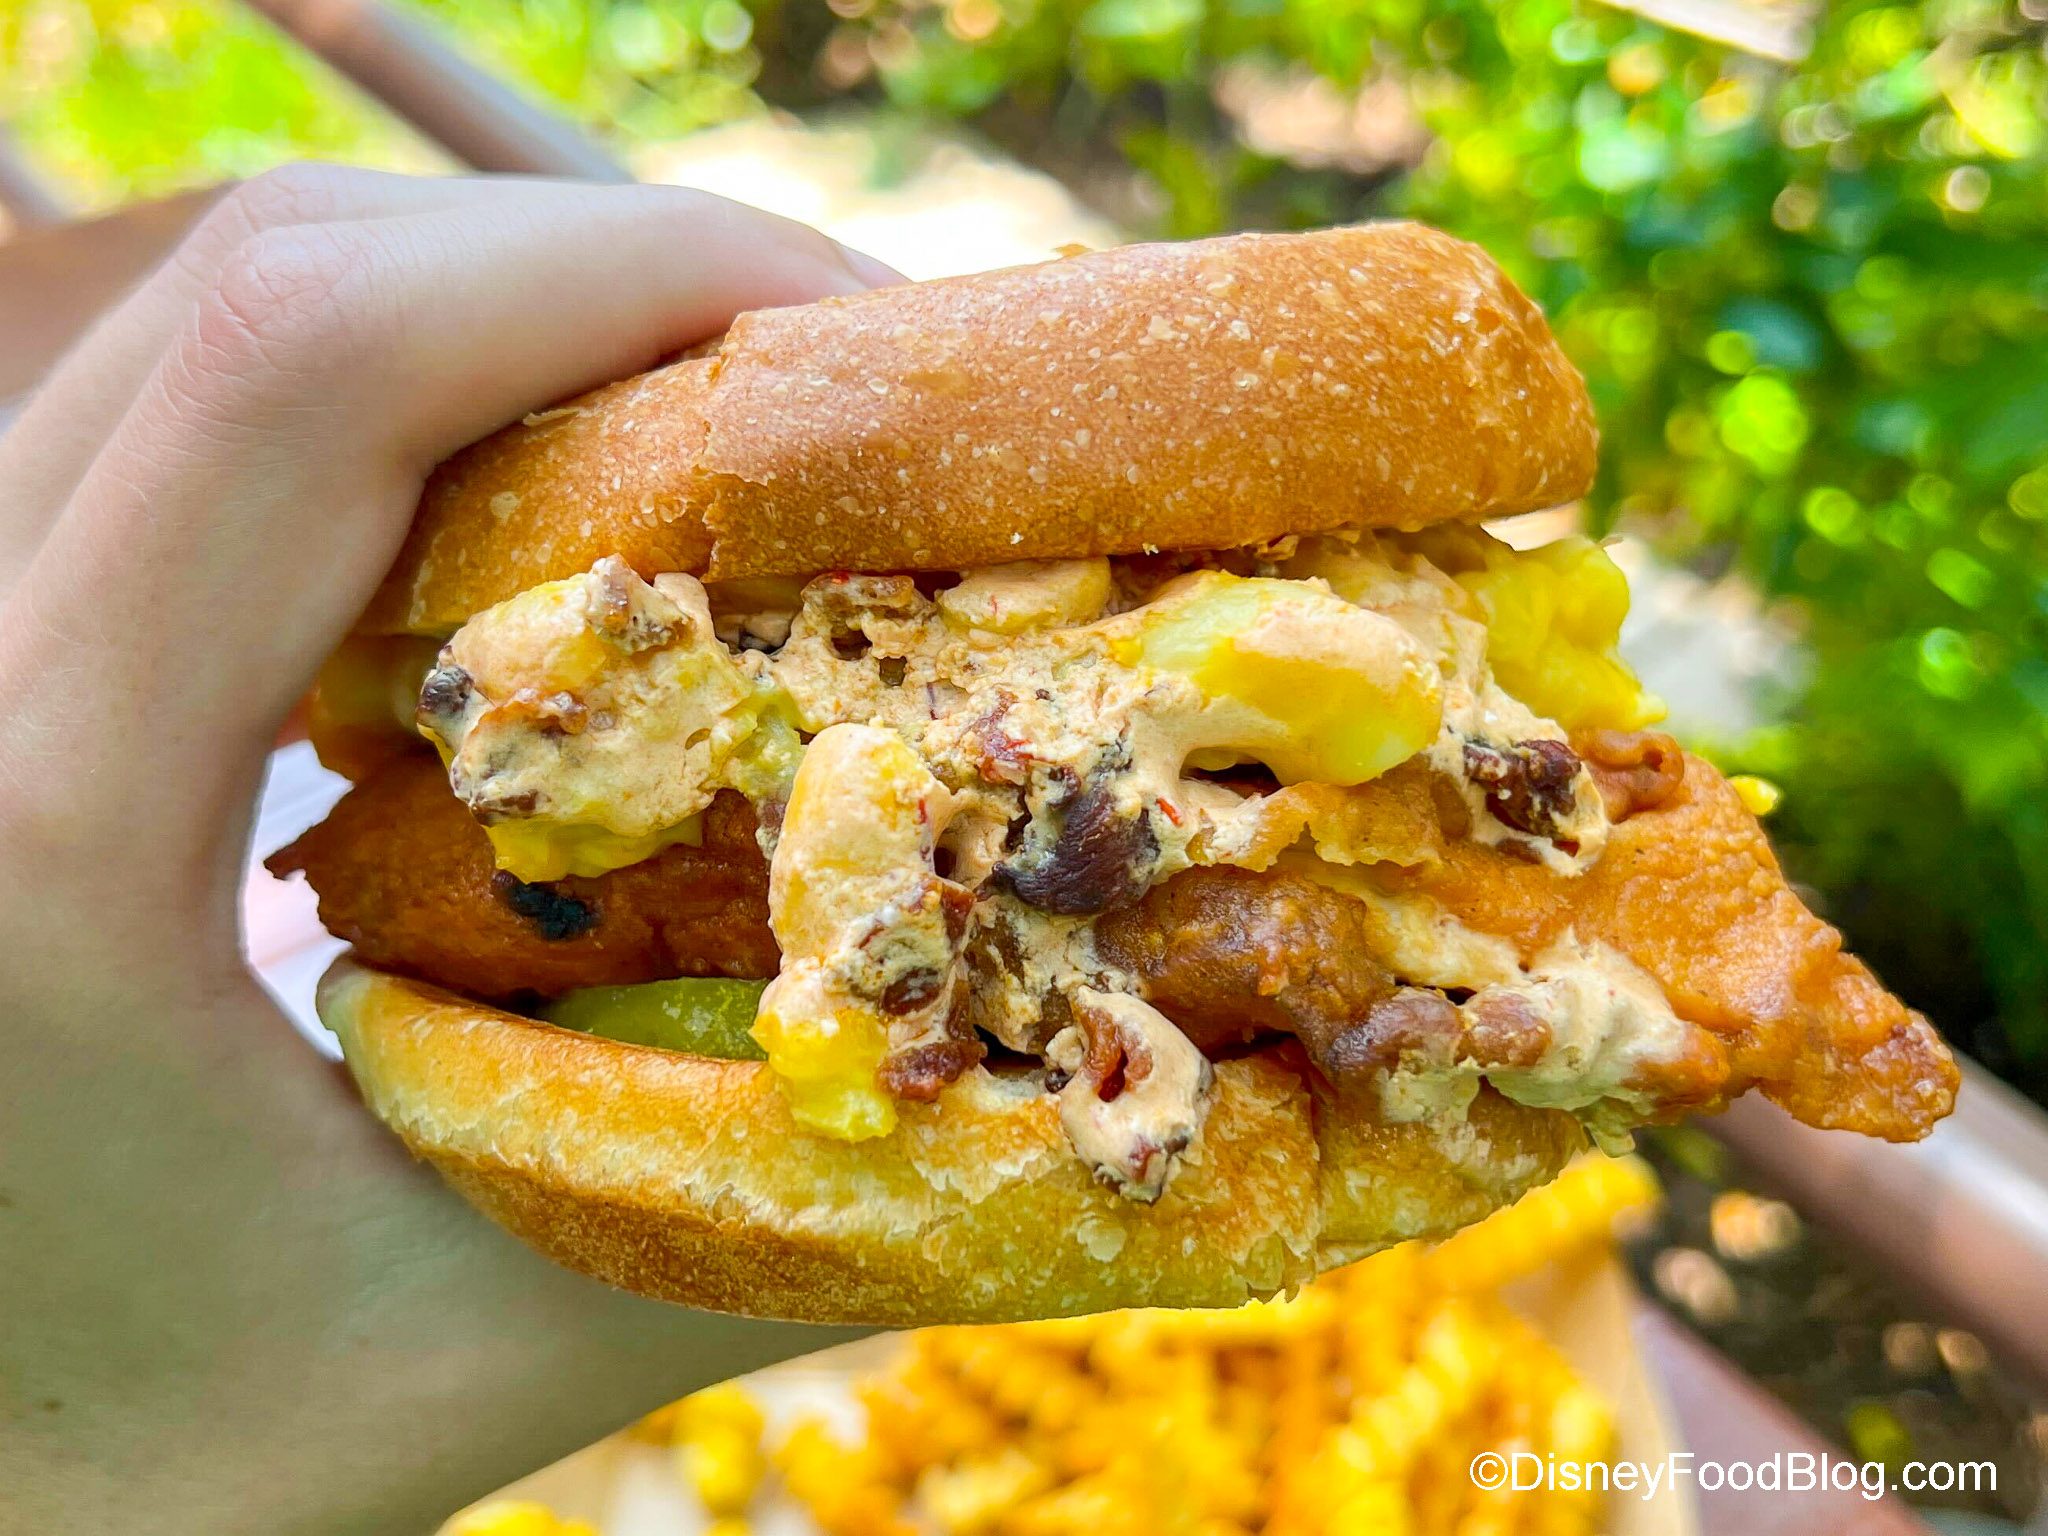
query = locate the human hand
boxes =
[0,163,895,996]
[0,165,893,1534]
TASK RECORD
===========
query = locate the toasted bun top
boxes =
[321,958,1585,1323]
[362,358,720,636]
[359,223,1594,635]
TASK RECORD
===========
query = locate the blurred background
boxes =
[5,0,2048,1528]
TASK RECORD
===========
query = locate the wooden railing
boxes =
[1718,1061,2048,1387]
[239,0,629,181]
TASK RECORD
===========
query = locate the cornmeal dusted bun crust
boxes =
[362,358,720,637]
[358,222,1595,635]
[320,957,1585,1324]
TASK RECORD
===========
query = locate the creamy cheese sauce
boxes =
[1047,989,1213,1203]
[415,558,799,879]
[1368,939,1688,1145]
[421,531,1674,1194]
[749,723,970,1139]
[1471,935,1690,1145]
[1285,857,1689,1149]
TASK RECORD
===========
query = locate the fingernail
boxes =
[834,242,906,291]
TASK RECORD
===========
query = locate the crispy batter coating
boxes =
[1400,749,1958,1140]
[268,753,776,1000]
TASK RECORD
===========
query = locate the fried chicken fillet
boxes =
[270,756,774,999]
[275,739,1954,1142]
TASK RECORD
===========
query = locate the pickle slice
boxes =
[540,977,770,1060]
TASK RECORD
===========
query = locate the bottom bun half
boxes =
[319,956,1586,1325]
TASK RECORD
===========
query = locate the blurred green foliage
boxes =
[0,0,773,199]
[402,0,772,137]
[1,0,425,202]
[819,0,2048,1065]
[3,0,2046,1072]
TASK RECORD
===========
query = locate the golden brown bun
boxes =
[320,956,1584,1324]
[699,222,1594,580]
[356,223,1594,635]
[361,359,718,636]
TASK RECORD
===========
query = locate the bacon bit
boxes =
[1463,738,1581,840]
[417,663,472,723]
[879,967,944,1016]
[879,1038,986,1101]
[538,690,589,736]
[990,772,1159,916]
[967,696,1033,785]
[1077,1007,1148,1096]
[938,880,974,943]
[1577,729,1686,821]
[584,556,680,650]
[1323,989,1460,1080]
[1155,797,1183,827]
[1458,992,1551,1070]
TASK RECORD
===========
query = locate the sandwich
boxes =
[270,222,1958,1325]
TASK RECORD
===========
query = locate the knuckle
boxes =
[193,226,369,377]
[178,162,378,281]
[225,161,372,228]
[147,224,385,428]
[682,185,844,266]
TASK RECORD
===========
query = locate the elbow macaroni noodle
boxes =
[750,722,966,1139]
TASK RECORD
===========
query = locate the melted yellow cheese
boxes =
[482,816,703,883]
[748,1003,897,1140]
[426,564,804,883]
[751,725,954,1139]
[1443,533,1663,733]
[937,557,1112,635]
[476,698,797,883]
[1114,571,1443,785]
[1730,774,1782,816]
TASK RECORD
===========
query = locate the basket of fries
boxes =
[444,1153,1690,1536]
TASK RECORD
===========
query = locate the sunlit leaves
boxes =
[1927,546,1996,608]
[1716,373,1810,475]
[3,0,430,206]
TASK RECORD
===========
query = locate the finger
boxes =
[0,167,901,599]
[0,165,497,597]
[0,185,900,895]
